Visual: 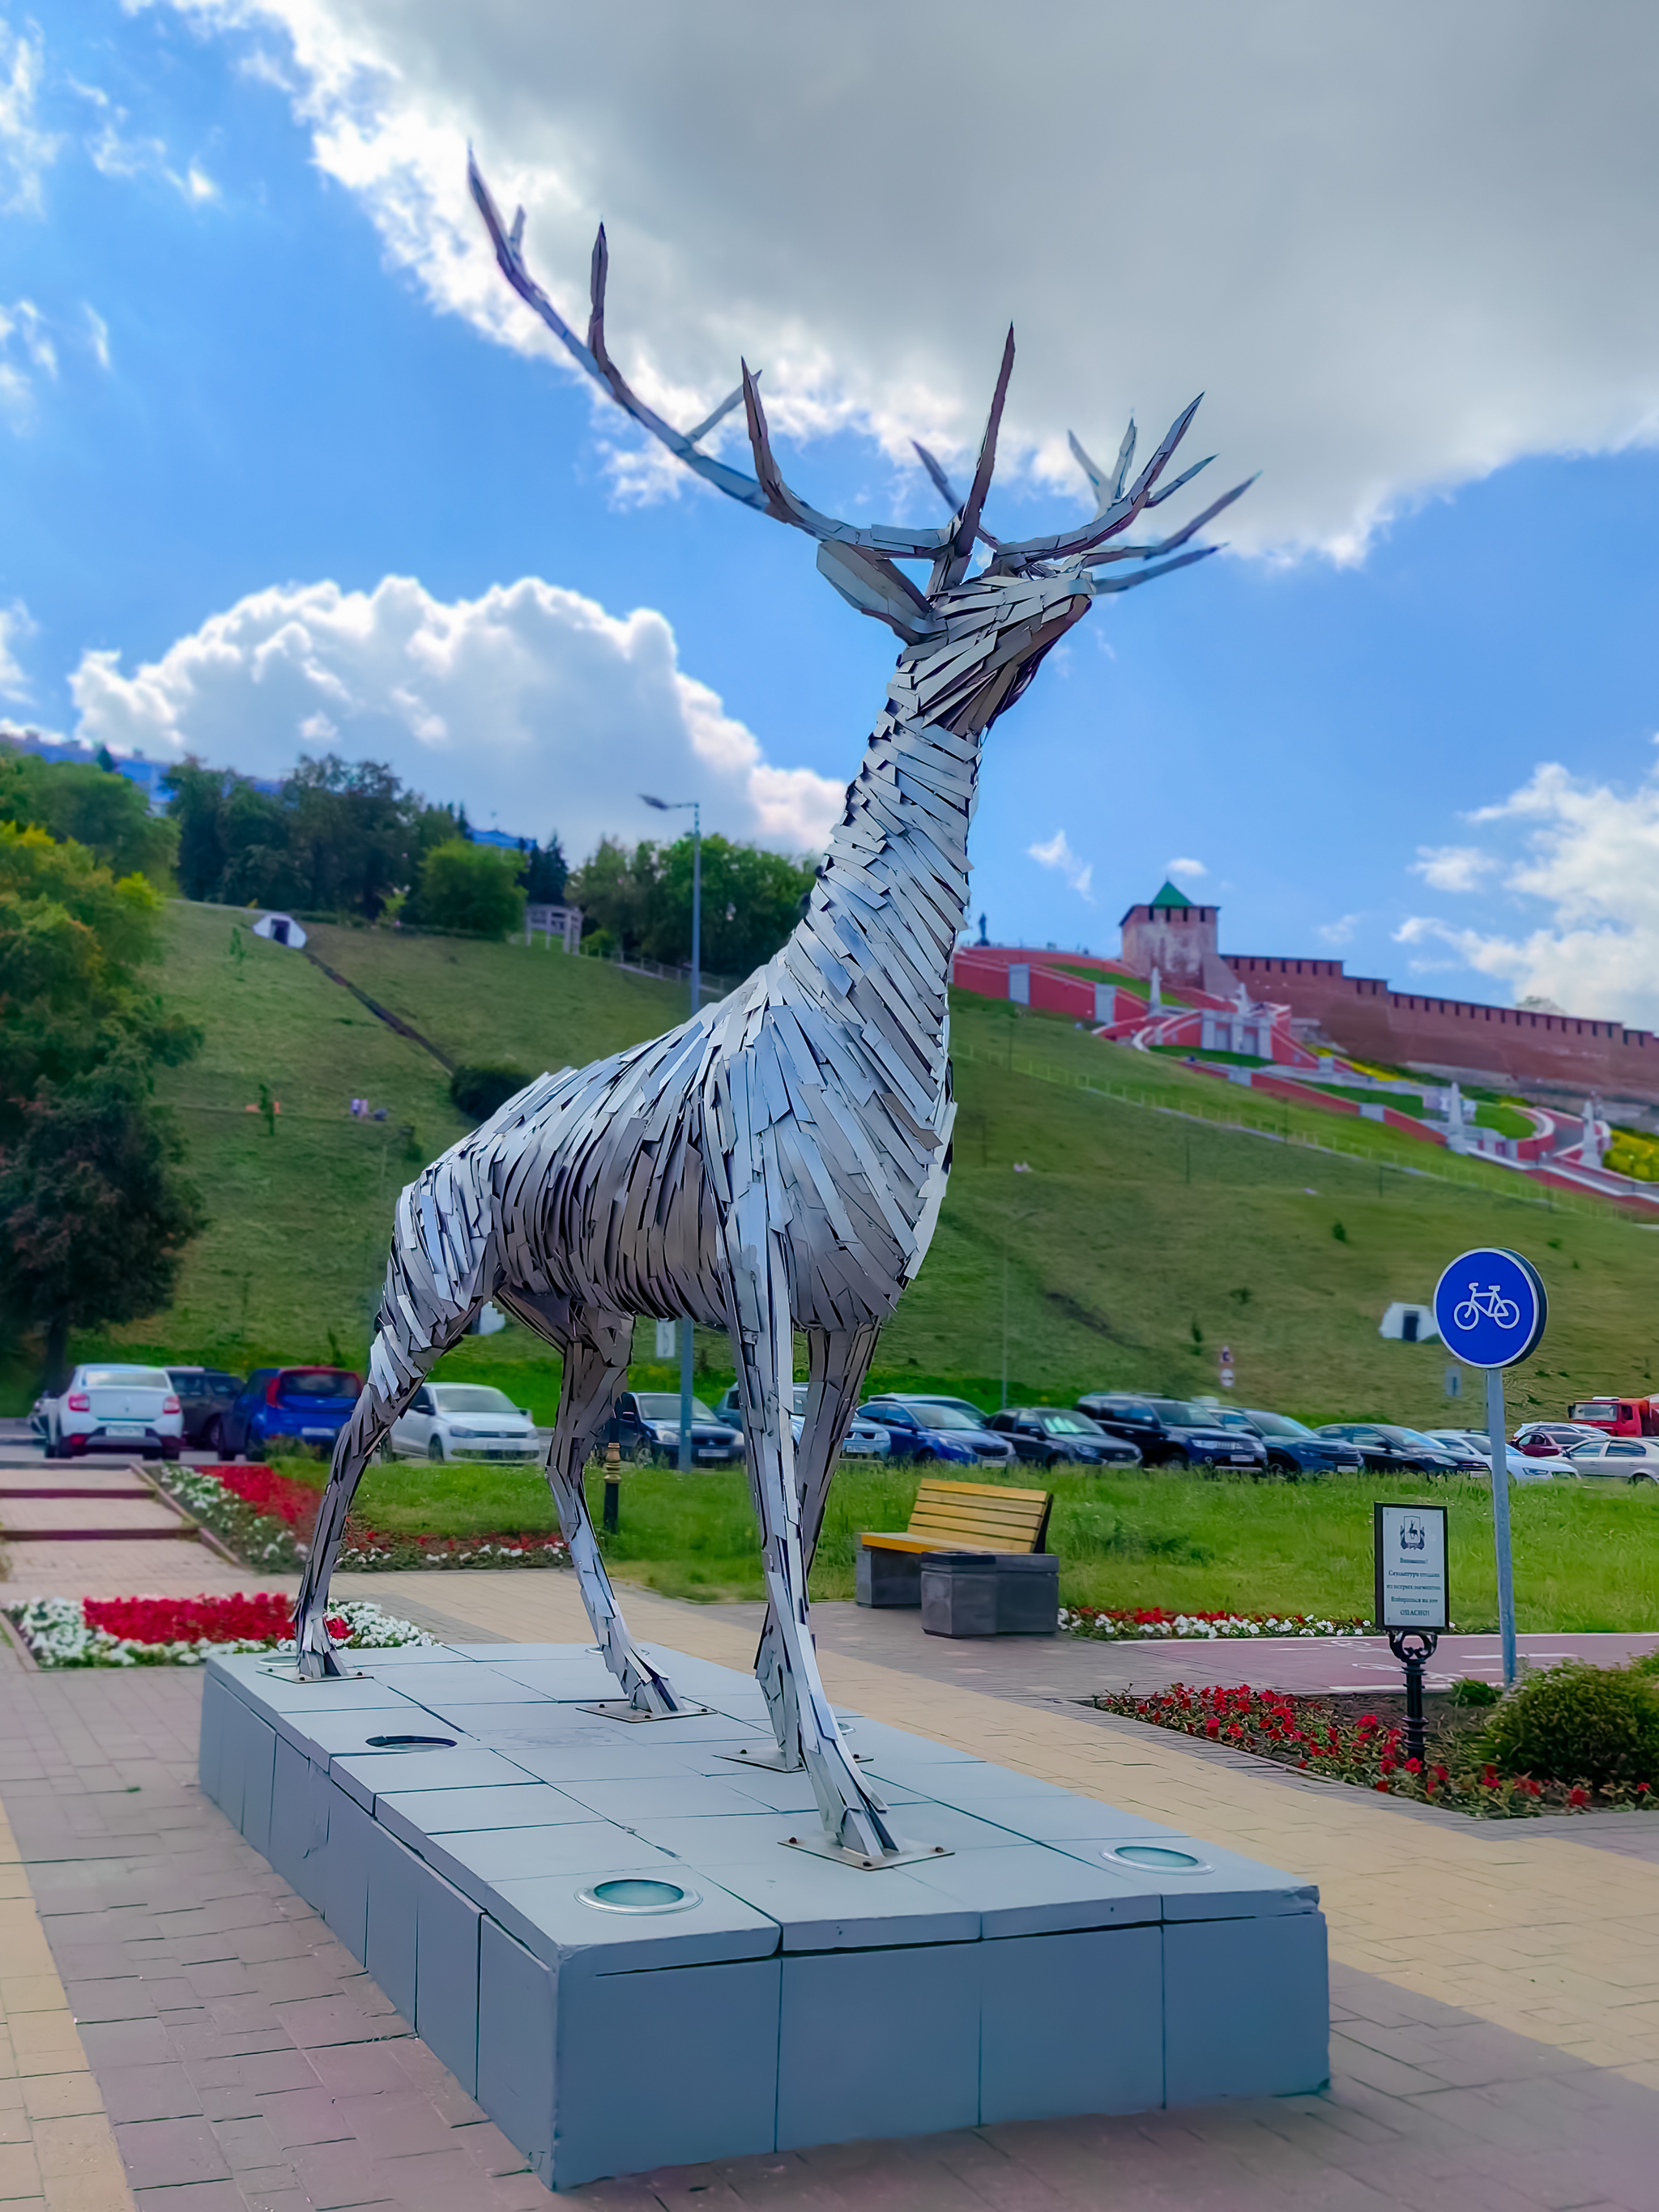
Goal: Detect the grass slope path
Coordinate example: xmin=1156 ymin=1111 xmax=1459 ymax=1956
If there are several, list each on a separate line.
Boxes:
xmin=57 ymin=899 xmax=1659 ymax=1430
xmin=397 ymin=1569 xmax=1659 ymax=2091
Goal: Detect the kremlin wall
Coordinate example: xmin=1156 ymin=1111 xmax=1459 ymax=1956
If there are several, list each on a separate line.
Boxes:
xmin=953 ymin=883 xmax=1659 ymax=1110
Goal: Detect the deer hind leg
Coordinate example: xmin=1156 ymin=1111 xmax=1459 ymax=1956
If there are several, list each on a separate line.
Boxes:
xmin=754 ymin=1323 xmax=881 ymax=1769
xmin=723 ymin=1214 xmax=902 ymax=1859
xmin=540 ymin=1310 xmax=685 ymax=1716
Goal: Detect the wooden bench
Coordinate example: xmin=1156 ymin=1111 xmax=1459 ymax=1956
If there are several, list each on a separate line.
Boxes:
xmin=857 ymin=1477 xmax=1053 ymax=1609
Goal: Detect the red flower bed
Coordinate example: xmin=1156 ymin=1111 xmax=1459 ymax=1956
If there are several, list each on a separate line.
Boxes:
xmin=205 ymin=1464 xmax=321 ymax=1532
xmin=1093 ymin=1681 xmax=1659 ymax=1818
xmin=81 ymin=1592 xmax=348 ymax=1645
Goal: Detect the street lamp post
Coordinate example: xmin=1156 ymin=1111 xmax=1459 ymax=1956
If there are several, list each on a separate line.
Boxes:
xmin=642 ymin=793 xmax=702 ymax=1472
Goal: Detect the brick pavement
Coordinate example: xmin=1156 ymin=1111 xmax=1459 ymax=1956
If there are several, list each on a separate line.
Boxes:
xmin=5 ymin=1571 xmax=1659 ymax=2205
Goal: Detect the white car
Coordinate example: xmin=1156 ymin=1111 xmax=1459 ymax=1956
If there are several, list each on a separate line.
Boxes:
xmin=1563 ymin=1435 xmax=1659 ymax=1485
xmin=44 ymin=1364 xmax=182 ymax=1460
xmin=1425 ymin=1431 xmax=1572 ymax=1483
xmin=387 ymin=1383 xmax=541 ymax=1465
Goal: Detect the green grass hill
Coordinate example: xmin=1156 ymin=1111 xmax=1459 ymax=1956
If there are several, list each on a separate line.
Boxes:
xmin=11 ymin=896 xmax=1656 ymax=1429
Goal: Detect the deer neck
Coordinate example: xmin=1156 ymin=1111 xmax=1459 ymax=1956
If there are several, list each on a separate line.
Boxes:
xmin=782 ymin=580 xmax=1083 ymax=1095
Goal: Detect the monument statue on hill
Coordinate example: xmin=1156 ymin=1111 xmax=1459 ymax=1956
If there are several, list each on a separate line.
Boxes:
xmin=290 ymin=159 xmax=1249 ymax=1865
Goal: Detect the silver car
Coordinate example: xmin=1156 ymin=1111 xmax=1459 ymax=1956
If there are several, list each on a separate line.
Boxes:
xmin=388 ymin=1382 xmax=541 ymax=1464
xmin=717 ymin=1383 xmax=892 ymax=1459
xmin=1563 ymin=1435 xmax=1659 ymax=1485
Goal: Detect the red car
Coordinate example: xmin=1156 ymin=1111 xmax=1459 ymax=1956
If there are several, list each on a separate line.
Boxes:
xmin=1512 ymin=1421 xmax=1606 ymax=1457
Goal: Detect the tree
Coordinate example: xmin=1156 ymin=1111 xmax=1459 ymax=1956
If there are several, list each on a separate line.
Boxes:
xmin=162 ymin=753 xmax=462 ymax=918
xmin=0 ymin=1061 xmax=204 ymax=1388
xmin=0 ymin=824 xmax=197 ymax=1132
xmin=412 ymin=839 xmax=527 ymax=937
xmin=520 ymin=836 xmax=569 ymax=904
xmin=566 ymin=832 xmax=817 ymax=975
xmin=0 ymin=823 xmax=203 ymax=1387
xmin=0 ymin=740 xmax=177 ymax=884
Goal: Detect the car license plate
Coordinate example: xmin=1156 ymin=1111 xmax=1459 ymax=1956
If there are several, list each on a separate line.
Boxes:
xmin=301 ymin=1428 xmax=333 ymax=1439
xmin=108 ymin=1421 xmax=144 ymax=1436
xmin=1225 ymin=1453 xmax=1252 ymax=1463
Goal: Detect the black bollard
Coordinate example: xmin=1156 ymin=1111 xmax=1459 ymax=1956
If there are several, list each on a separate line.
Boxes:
xmin=1387 ymin=1626 xmax=1439 ymax=1768
xmin=602 ymin=1415 xmax=621 ymax=1533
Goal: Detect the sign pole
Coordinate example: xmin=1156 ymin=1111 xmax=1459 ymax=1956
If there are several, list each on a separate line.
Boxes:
xmin=1374 ymin=1500 xmax=1449 ymax=1766
xmin=1486 ymin=1366 xmax=1517 ymax=1687
xmin=1433 ymin=1246 xmax=1546 ymax=1696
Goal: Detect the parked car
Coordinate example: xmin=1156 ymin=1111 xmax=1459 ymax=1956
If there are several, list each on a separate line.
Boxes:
xmin=1074 ymin=1394 xmax=1268 ymax=1473
xmin=1226 ymin=1409 xmax=1364 ymax=1477
xmin=1313 ymin=1423 xmax=1460 ymax=1476
xmin=986 ymin=1408 xmax=1141 ymax=1469
xmin=42 ymin=1364 xmax=183 ymax=1460
xmin=1513 ymin=1421 xmax=1606 ymax=1456
xmin=1425 ymin=1430 xmax=1572 ymax=1483
xmin=714 ymin=1383 xmax=891 ymax=1459
xmin=1564 ymin=1434 xmax=1659 ymax=1484
xmin=220 ymin=1367 xmax=362 ymax=1458
xmin=167 ymin=1367 xmax=243 ymax=1449
xmin=387 ymin=1383 xmax=540 ymax=1464
xmin=611 ymin=1392 xmax=743 ymax=1468
xmin=855 ymin=1398 xmax=1015 ymax=1466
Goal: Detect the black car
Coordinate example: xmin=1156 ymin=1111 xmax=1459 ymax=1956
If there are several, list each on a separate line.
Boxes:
xmin=611 ymin=1392 xmax=744 ymax=1468
xmin=987 ymin=1408 xmax=1141 ymax=1470
xmin=1226 ymin=1409 xmax=1364 ymax=1478
xmin=167 ymin=1366 xmax=243 ymax=1448
xmin=1314 ymin=1423 xmax=1460 ymax=1476
xmin=1074 ymin=1394 xmax=1268 ymax=1473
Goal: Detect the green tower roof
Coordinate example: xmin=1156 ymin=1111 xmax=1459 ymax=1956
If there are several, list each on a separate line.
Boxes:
xmin=1149 ymin=880 xmax=1193 ymax=910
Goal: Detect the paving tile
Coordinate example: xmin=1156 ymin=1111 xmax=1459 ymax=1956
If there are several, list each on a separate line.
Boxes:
xmin=113 ymin=2116 xmax=232 ymax=2188
xmin=93 ymin=2063 xmax=203 ymax=2125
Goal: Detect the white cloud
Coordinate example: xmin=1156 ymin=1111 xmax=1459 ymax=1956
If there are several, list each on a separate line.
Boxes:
xmin=1316 ymin=913 xmax=1361 ymax=947
xmin=73 ymin=77 xmax=220 ymax=205
xmin=0 ymin=599 xmax=35 ymax=699
xmin=83 ymin=304 xmax=110 ymax=370
xmin=1027 ymin=829 xmax=1093 ymax=901
xmin=68 ymin=573 xmax=843 ymax=856
xmin=1167 ymin=856 xmax=1207 ymax=880
xmin=1410 ymin=844 xmax=1495 ymax=893
xmin=0 ymin=297 xmax=53 ymax=423
xmin=0 ymin=19 xmax=57 ymax=213
xmin=1396 ymin=749 xmax=1659 ymax=1025
xmin=147 ymin=0 xmax=1659 ymax=560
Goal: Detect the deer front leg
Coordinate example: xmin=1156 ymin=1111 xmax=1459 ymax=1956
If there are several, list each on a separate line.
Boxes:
xmin=544 ymin=1315 xmax=685 ymax=1716
xmin=723 ymin=1214 xmax=900 ymax=1859
xmin=754 ymin=1322 xmax=881 ymax=1769
xmin=295 ymin=1339 xmax=443 ymax=1678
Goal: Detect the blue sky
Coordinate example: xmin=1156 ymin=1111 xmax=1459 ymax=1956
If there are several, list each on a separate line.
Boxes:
xmin=10 ymin=3 xmax=1659 ymax=1022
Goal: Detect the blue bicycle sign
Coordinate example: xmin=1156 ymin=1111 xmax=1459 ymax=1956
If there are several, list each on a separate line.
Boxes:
xmin=1433 ymin=1248 xmax=1546 ymax=1369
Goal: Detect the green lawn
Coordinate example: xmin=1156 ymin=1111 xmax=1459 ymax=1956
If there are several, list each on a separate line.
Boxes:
xmin=273 ymin=1450 xmax=1659 ymax=1626
xmin=13 ymin=902 xmax=1659 ymax=1449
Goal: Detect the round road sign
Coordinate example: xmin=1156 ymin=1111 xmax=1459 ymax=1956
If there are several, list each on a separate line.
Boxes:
xmin=1431 ymin=1247 xmax=1547 ymax=1370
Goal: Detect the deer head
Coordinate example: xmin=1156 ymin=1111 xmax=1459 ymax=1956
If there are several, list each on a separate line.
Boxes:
xmin=468 ymin=155 xmax=1252 ymax=647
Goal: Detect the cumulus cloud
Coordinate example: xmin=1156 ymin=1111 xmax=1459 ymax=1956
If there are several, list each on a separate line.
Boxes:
xmin=1316 ymin=913 xmax=1361 ymax=948
xmin=1395 ymin=751 xmax=1659 ymax=1025
xmin=1410 ymin=844 xmax=1495 ymax=893
xmin=1028 ymin=829 xmax=1092 ymax=901
xmin=69 ymin=573 xmax=843 ymax=856
xmin=0 ymin=19 xmax=57 ymax=213
xmin=1167 ymin=856 xmax=1207 ymax=880
xmin=144 ymin=0 xmax=1659 ymax=558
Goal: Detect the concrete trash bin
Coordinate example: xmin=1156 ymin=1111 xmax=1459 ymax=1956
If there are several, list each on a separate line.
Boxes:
xmin=920 ymin=1554 xmax=1059 ymax=1639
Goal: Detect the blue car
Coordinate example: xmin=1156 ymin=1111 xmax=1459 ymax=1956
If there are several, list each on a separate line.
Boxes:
xmin=855 ymin=1397 xmax=1015 ymax=1467
xmin=220 ymin=1366 xmax=362 ymax=1459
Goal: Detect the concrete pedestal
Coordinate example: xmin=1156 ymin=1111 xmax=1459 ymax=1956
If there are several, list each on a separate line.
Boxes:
xmin=920 ymin=1553 xmax=1059 ymax=1637
xmin=200 ymin=1641 xmax=1328 ymax=2190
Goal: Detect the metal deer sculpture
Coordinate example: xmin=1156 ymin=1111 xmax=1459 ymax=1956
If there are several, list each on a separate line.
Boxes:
xmin=292 ymin=155 xmax=1250 ymax=1865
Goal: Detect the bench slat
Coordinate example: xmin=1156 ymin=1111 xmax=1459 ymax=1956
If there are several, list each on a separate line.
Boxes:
xmin=860 ymin=1474 xmax=1055 ymax=1561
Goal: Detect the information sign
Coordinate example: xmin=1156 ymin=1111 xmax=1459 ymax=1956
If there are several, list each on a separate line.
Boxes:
xmin=1373 ymin=1502 xmax=1449 ymax=1634
xmin=1431 ymin=1247 xmax=1547 ymax=1369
